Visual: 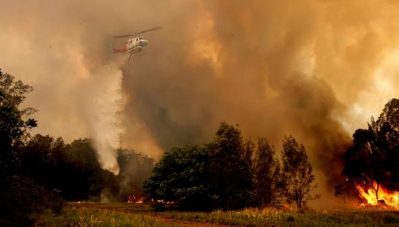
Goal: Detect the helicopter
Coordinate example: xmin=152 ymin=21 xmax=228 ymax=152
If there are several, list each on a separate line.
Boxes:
xmin=113 ymin=26 xmax=162 ymax=60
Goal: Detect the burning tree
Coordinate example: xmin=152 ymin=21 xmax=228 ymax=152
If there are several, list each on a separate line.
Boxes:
xmin=343 ymin=98 xmax=399 ymax=207
xmin=281 ymin=136 xmax=317 ymax=208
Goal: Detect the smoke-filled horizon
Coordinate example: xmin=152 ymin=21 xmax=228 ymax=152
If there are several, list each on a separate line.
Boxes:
xmin=2 ymin=0 xmax=399 ymax=207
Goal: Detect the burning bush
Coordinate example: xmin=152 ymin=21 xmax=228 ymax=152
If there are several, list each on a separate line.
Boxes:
xmin=355 ymin=181 xmax=399 ymax=208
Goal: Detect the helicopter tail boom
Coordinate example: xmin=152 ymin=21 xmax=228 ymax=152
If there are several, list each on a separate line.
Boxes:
xmin=113 ymin=47 xmax=127 ymax=54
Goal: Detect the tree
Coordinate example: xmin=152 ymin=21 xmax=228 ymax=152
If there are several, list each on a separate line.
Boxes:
xmin=281 ymin=136 xmax=316 ymax=208
xmin=0 ymin=70 xmax=44 ymax=226
xmin=343 ymin=99 xmax=399 ymax=198
xmin=117 ymin=149 xmax=155 ymax=200
xmin=368 ymin=99 xmax=399 ymax=192
xmin=19 ymin=135 xmax=66 ymax=188
xmin=144 ymin=123 xmax=254 ymax=210
xmin=0 ymin=69 xmax=36 ymax=176
xmin=252 ymin=137 xmax=282 ymax=207
xmin=144 ymin=145 xmax=210 ymax=210
xmin=64 ymin=138 xmax=119 ymax=200
xmin=19 ymin=135 xmax=120 ymax=202
xmin=208 ymin=122 xmax=252 ymax=209
xmin=241 ymin=139 xmax=255 ymax=171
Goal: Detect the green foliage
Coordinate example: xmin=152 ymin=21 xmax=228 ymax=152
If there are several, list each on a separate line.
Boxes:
xmin=241 ymin=139 xmax=255 ymax=170
xmin=281 ymin=136 xmax=316 ymax=208
xmin=144 ymin=145 xmax=210 ymax=210
xmin=145 ymin=122 xmax=254 ymax=210
xmin=208 ymin=122 xmax=253 ymax=209
xmin=252 ymin=137 xmax=282 ymax=207
xmin=17 ymin=132 xmax=155 ymax=203
xmin=19 ymin=135 xmax=121 ymax=201
xmin=145 ymin=123 xmax=319 ymax=211
xmin=0 ymin=69 xmax=46 ymax=226
xmin=65 ymin=138 xmax=110 ymax=200
xmin=0 ymin=70 xmax=36 ymax=178
xmin=0 ymin=176 xmax=47 ymax=226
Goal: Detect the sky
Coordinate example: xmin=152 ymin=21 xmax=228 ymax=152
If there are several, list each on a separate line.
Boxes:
xmin=1 ymin=0 xmax=399 ymax=207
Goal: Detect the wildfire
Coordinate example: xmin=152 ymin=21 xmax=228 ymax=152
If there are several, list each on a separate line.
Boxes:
xmin=127 ymin=195 xmax=144 ymax=204
xmin=356 ymin=181 xmax=399 ymax=208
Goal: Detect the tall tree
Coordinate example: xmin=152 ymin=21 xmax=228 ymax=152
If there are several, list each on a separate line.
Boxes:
xmin=19 ymin=135 xmax=66 ymax=189
xmin=64 ymin=138 xmax=119 ymax=200
xmin=241 ymin=139 xmax=255 ymax=171
xmin=208 ymin=122 xmax=252 ymax=209
xmin=281 ymin=136 xmax=316 ymax=208
xmin=0 ymin=70 xmax=36 ymax=176
xmin=0 ymin=70 xmax=44 ymax=226
xmin=253 ymin=137 xmax=282 ymax=207
xmin=144 ymin=145 xmax=210 ymax=210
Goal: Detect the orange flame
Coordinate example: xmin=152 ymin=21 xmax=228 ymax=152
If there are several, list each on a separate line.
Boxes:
xmin=356 ymin=181 xmax=399 ymax=208
xmin=127 ymin=195 xmax=144 ymax=204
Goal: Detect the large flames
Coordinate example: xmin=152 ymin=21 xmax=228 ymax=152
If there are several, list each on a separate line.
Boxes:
xmin=356 ymin=181 xmax=399 ymax=208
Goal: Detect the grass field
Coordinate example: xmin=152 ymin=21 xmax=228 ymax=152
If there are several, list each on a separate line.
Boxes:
xmin=35 ymin=202 xmax=399 ymax=227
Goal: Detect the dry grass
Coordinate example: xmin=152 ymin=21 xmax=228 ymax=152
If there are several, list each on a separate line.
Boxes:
xmin=35 ymin=202 xmax=399 ymax=227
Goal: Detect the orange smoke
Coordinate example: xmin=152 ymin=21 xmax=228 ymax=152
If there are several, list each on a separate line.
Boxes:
xmin=356 ymin=181 xmax=399 ymax=208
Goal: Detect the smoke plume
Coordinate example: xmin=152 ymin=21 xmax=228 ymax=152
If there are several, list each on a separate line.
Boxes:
xmin=2 ymin=0 xmax=399 ymax=206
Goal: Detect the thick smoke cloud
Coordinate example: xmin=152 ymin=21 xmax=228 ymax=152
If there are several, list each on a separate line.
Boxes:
xmin=2 ymin=0 xmax=399 ymax=206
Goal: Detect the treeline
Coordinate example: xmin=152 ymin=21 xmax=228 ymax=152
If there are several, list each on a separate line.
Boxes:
xmin=0 ymin=70 xmax=154 ymax=226
xmin=2 ymin=134 xmax=154 ymax=225
xmin=19 ymin=135 xmax=154 ymax=201
xmin=144 ymin=122 xmax=318 ymax=210
xmin=11 ymin=68 xmax=399 ymax=223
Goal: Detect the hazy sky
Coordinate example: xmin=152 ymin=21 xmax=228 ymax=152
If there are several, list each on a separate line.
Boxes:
xmin=2 ymin=0 xmax=399 ymax=206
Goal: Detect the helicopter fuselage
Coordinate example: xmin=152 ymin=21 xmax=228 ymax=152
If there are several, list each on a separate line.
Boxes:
xmin=126 ymin=37 xmax=148 ymax=52
xmin=113 ymin=36 xmax=148 ymax=54
xmin=113 ymin=26 xmax=161 ymax=60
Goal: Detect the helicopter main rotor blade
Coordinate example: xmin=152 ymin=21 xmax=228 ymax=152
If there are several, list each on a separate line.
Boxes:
xmin=113 ymin=26 xmax=162 ymax=39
